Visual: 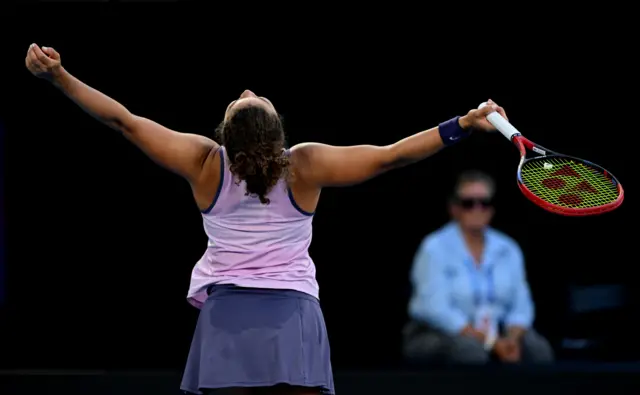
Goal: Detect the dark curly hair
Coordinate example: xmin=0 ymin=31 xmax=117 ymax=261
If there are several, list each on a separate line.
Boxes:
xmin=216 ymin=106 xmax=290 ymax=205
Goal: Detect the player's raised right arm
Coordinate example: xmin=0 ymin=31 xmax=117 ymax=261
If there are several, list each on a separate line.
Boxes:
xmin=291 ymin=103 xmax=505 ymax=188
xmin=25 ymin=44 xmax=217 ymax=183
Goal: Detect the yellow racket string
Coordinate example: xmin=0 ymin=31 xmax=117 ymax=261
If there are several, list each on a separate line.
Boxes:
xmin=520 ymin=157 xmax=619 ymax=208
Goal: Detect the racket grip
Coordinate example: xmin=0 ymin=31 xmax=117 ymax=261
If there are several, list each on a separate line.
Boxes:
xmin=478 ymin=102 xmax=521 ymax=141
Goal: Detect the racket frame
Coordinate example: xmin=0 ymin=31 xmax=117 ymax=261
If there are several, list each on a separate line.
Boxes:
xmin=512 ymin=135 xmax=624 ymax=216
xmin=479 ymin=103 xmax=624 ymax=216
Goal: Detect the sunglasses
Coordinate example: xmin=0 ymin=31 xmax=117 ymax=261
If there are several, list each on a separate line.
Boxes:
xmin=455 ymin=197 xmax=493 ymax=210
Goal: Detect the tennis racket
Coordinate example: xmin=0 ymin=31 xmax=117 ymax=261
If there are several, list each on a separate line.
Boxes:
xmin=479 ymin=102 xmax=624 ymax=216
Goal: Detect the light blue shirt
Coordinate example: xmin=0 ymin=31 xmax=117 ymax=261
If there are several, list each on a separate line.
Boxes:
xmin=408 ymin=222 xmax=534 ymax=335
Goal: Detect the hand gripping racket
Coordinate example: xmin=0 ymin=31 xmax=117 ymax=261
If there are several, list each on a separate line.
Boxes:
xmin=479 ymin=102 xmax=624 ymax=216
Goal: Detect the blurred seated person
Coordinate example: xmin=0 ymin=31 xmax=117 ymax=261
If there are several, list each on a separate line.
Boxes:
xmin=403 ymin=170 xmax=554 ymax=364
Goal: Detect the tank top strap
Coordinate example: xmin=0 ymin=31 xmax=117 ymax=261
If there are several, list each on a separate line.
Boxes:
xmin=201 ymin=146 xmax=229 ymax=214
xmin=219 ymin=145 xmax=228 ymax=172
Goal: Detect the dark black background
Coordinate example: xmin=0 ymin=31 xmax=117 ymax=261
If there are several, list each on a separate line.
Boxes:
xmin=1 ymin=5 xmax=637 ymax=371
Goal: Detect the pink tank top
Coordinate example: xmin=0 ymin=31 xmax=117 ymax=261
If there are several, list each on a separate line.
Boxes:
xmin=186 ymin=147 xmax=319 ymax=308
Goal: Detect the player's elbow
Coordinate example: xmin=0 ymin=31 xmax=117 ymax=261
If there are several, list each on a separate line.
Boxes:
xmin=381 ymin=144 xmax=412 ymax=170
xmin=116 ymin=114 xmax=144 ymax=135
xmin=358 ymin=146 xmax=398 ymax=177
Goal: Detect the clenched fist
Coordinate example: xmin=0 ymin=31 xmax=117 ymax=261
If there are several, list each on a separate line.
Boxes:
xmin=25 ymin=43 xmax=62 ymax=80
xmin=459 ymin=99 xmax=508 ymax=132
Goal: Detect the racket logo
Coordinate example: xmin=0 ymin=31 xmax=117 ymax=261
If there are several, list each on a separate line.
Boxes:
xmin=538 ymin=164 xmax=601 ymax=207
xmin=517 ymin=154 xmax=623 ymax=215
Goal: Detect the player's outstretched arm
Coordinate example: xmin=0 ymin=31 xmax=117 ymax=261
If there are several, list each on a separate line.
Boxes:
xmin=25 ymin=44 xmax=217 ymax=183
xmin=291 ymin=102 xmax=507 ymax=187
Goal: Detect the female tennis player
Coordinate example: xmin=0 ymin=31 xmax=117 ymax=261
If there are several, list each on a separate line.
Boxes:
xmin=25 ymin=43 xmax=506 ymax=395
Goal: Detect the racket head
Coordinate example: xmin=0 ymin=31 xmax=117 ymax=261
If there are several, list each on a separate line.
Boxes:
xmin=513 ymin=136 xmax=624 ymax=216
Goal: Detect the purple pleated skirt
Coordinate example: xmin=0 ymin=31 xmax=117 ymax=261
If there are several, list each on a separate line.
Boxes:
xmin=181 ymin=285 xmax=334 ymax=394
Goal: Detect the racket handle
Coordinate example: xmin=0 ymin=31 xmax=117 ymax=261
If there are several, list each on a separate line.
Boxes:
xmin=478 ymin=102 xmax=521 ymax=141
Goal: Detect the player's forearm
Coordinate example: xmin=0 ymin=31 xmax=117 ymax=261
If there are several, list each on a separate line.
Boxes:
xmin=385 ymin=116 xmax=471 ymax=169
xmin=51 ymin=68 xmax=134 ymax=132
xmin=385 ymin=127 xmax=445 ymax=169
